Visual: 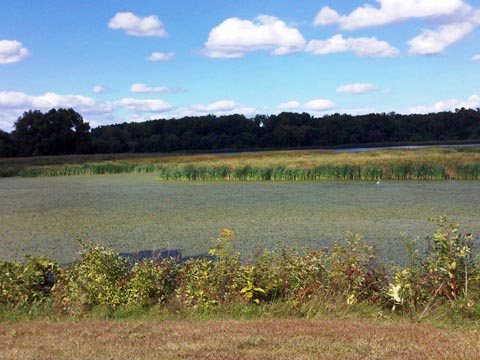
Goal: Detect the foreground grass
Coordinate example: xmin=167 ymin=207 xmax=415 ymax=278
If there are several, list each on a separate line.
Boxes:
xmin=1 ymin=317 xmax=479 ymax=359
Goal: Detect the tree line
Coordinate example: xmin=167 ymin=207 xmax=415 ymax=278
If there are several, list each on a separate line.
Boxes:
xmin=1 ymin=107 xmax=480 ymax=157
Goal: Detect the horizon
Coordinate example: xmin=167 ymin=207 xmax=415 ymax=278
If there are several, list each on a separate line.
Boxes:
xmin=1 ymin=0 xmax=480 ymax=132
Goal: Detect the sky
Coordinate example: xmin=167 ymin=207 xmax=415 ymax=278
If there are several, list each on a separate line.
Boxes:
xmin=1 ymin=0 xmax=480 ymax=131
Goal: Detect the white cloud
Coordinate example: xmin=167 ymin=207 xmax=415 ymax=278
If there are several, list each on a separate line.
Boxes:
xmin=306 ymin=34 xmax=399 ymax=57
xmin=204 ymin=15 xmax=306 ymax=58
xmin=337 ymin=83 xmax=378 ymax=94
xmin=314 ymin=7 xmax=341 ymax=27
xmin=0 ymin=90 xmax=174 ymax=130
xmin=277 ymin=101 xmax=301 ymax=110
xmin=314 ymin=0 xmax=467 ymax=30
xmin=276 ymin=99 xmax=335 ymax=113
xmin=93 ymin=86 xmax=107 ymax=94
xmin=174 ymin=100 xmax=256 ymax=117
xmin=304 ymin=99 xmax=336 ymax=111
xmin=108 ymin=12 xmax=167 ymax=37
xmin=473 ymin=54 xmax=480 ymax=60
xmin=114 ymin=98 xmax=173 ymax=112
xmin=131 ymin=83 xmax=172 ymax=94
xmin=146 ymin=51 xmax=175 ymax=62
xmin=409 ymin=94 xmax=480 ymax=113
xmin=0 ymin=40 xmax=30 ymax=64
xmin=408 ymin=22 xmax=474 ymax=55
xmin=0 ymin=91 xmax=97 ymax=109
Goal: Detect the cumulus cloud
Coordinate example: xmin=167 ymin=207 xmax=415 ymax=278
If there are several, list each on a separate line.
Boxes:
xmin=314 ymin=0 xmax=467 ymax=30
xmin=130 ymin=83 xmax=172 ymax=94
xmin=304 ymin=99 xmax=336 ymax=111
xmin=409 ymin=94 xmax=480 ymax=113
xmin=306 ymin=34 xmax=398 ymax=57
xmin=174 ymin=100 xmax=256 ymax=117
xmin=0 ymin=90 xmax=174 ymax=130
xmin=337 ymin=83 xmax=378 ymax=94
xmin=408 ymin=22 xmax=475 ymax=55
xmin=277 ymin=101 xmax=301 ymax=110
xmin=0 ymin=40 xmax=30 ymax=64
xmin=108 ymin=12 xmax=167 ymax=37
xmin=93 ymin=86 xmax=107 ymax=94
xmin=276 ymin=99 xmax=335 ymax=113
xmin=146 ymin=51 xmax=175 ymax=62
xmin=204 ymin=15 xmax=306 ymax=58
xmin=114 ymin=98 xmax=173 ymax=112
xmin=0 ymin=91 xmax=98 ymax=109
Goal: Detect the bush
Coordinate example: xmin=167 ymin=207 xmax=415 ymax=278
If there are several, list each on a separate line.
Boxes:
xmin=1 ymin=220 xmax=478 ymax=320
xmin=54 ymin=243 xmax=129 ymax=313
xmin=124 ymin=258 xmax=178 ymax=307
xmin=175 ymin=229 xmax=243 ymax=308
xmin=0 ymin=255 xmax=58 ymax=308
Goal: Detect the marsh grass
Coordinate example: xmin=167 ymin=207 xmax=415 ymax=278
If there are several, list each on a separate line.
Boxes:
xmin=2 ymin=147 xmax=480 ymax=179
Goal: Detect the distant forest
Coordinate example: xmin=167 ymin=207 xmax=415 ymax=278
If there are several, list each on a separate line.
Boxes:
xmin=1 ymin=107 xmax=480 ymax=157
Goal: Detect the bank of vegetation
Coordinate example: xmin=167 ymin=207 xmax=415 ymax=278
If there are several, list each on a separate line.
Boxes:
xmin=1 ymin=217 xmax=479 ymax=325
xmin=2 ymin=146 xmax=480 ymax=180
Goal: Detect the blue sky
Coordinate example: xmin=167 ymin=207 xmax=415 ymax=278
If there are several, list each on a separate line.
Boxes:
xmin=1 ymin=0 xmax=480 ymax=131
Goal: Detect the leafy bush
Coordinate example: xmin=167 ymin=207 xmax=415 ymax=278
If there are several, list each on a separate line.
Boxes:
xmin=54 ymin=243 xmax=129 ymax=313
xmin=1 ymin=220 xmax=478 ymax=320
xmin=0 ymin=255 xmax=58 ymax=308
xmin=124 ymin=258 xmax=178 ymax=307
xmin=386 ymin=216 xmax=478 ymax=314
xmin=175 ymin=229 xmax=243 ymax=308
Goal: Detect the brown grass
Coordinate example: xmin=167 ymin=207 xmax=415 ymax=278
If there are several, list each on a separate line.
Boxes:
xmin=1 ymin=318 xmax=479 ymax=359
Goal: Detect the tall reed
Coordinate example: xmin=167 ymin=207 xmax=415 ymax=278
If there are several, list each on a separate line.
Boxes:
xmin=3 ymin=147 xmax=480 ymax=180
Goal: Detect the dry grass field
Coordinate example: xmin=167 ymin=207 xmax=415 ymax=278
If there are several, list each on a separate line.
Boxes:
xmin=1 ymin=318 xmax=479 ymax=359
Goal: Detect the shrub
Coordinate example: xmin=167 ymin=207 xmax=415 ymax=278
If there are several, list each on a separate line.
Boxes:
xmin=0 ymin=255 xmax=58 ymax=308
xmin=124 ymin=258 xmax=179 ymax=307
xmin=386 ymin=216 xmax=477 ymax=314
xmin=54 ymin=243 xmax=129 ymax=313
xmin=175 ymin=229 xmax=243 ymax=308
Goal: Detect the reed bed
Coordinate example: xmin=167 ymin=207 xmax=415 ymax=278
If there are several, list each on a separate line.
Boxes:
xmin=2 ymin=147 xmax=480 ymax=180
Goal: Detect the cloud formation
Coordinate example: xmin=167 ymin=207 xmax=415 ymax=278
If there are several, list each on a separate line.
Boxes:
xmin=92 ymin=86 xmax=107 ymax=94
xmin=0 ymin=91 xmax=97 ymax=110
xmin=304 ymin=99 xmax=336 ymax=111
xmin=473 ymin=54 xmax=480 ymax=60
xmin=204 ymin=15 xmax=305 ymax=58
xmin=0 ymin=90 xmax=173 ymax=130
xmin=409 ymin=94 xmax=480 ymax=113
xmin=0 ymin=40 xmax=30 ymax=64
xmin=130 ymin=83 xmax=172 ymax=94
xmin=174 ymin=100 xmax=256 ymax=117
xmin=408 ymin=22 xmax=474 ymax=54
xmin=314 ymin=0 xmax=467 ymax=30
xmin=146 ymin=51 xmax=175 ymax=62
xmin=114 ymin=98 xmax=172 ymax=112
xmin=0 ymin=90 xmax=259 ymax=130
xmin=108 ymin=12 xmax=167 ymax=37
xmin=306 ymin=34 xmax=398 ymax=57
xmin=277 ymin=101 xmax=301 ymax=110
xmin=337 ymin=83 xmax=378 ymax=94
xmin=276 ymin=99 xmax=336 ymax=113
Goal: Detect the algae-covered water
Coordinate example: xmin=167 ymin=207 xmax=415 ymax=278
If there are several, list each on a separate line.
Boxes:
xmin=1 ymin=173 xmax=479 ymax=264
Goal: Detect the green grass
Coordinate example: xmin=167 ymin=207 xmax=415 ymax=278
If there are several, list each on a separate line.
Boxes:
xmin=1 ymin=173 xmax=479 ymax=264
